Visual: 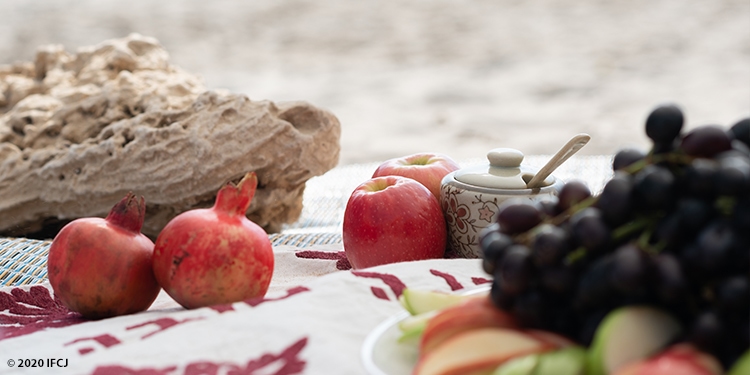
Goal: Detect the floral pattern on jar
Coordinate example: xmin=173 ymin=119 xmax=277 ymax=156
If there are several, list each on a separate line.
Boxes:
xmin=442 ymin=185 xmax=503 ymax=258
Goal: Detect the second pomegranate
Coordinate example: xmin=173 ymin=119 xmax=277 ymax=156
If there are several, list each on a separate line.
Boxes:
xmin=152 ymin=172 xmax=274 ymax=309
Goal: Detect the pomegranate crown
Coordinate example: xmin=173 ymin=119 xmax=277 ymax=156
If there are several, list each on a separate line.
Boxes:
xmin=213 ymin=172 xmax=258 ymax=216
xmin=106 ymin=192 xmax=146 ymax=233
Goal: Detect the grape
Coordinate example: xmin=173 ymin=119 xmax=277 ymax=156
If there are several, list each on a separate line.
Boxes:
xmin=716 ymin=276 xmax=749 ymax=314
xmin=480 ymin=231 xmax=513 ymax=274
xmin=513 ymin=291 xmax=546 ymax=328
xmin=732 ymin=198 xmax=750 ymax=231
xmin=495 ymin=245 xmax=534 ymax=296
xmin=681 ymin=125 xmax=733 ymax=158
xmin=531 ymin=224 xmax=570 ymax=267
xmin=495 ymin=202 xmax=542 ymax=235
xmin=652 ymin=254 xmax=688 ymax=306
xmin=479 ymin=103 xmax=749 ymax=368
xmin=676 ymin=198 xmax=714 ymax=232
xmin=611 ymin=243 xmax=652 ymax=297
xmin=612 ymin=148 xmax=646 ymax=171
xmin=595 ymin=171 xmax=634 ymax=226
xmin=556 ymin=180 xmax=591 ymax=212
xmin=683 ymin=158 xmax=719 ymax=199
xmin=730 ymin=117 xmax=750 ymax=148
xmin=645 ymin=104 xmax=684 ymax=145
xmin=490 ymin=278 xmax=515 ymax=310
xmin=633 ymin=164 xmax=675 ymax=210
xmin=682 ymin=220 xmax=737 ymax=278
xmin=732 ymin=139 xmax=750 ymax=157
xmin=689 ymin=310 xmax=724 ymax=352
xmin=652 ymin=213 xmax=685 ymax=250
xmin=540 ymin=265 xmax=577 ymax=296
xmin=574 ymin=254 xmax=617 ymax=310
xmin=570 ymin=207 xmax=611 ymax=254
xmin=715 ymin=155 xmax=750 ymax=196
xmin=534 ymin=196 xmax=560 ymax=218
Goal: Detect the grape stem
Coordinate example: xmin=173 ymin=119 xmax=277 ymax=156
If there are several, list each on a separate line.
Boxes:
xmin=514 ymin=195 xmax=598 ymax=246
xmin=623 ymin=150 xmax=694 ymax=175
xmin=612 ymin=216 xmax=652 ymax=241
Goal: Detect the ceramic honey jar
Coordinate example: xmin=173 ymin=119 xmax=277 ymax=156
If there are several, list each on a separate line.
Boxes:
xmin=440 ymin=148 xmax=565 ymax=258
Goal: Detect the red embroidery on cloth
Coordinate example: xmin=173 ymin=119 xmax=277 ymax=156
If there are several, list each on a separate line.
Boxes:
xmin=127 ymin=317 xmax=204 ymax=339
xmin=429 ymin=269 xmax=464 ymax=291
xmin=0 ymin=285 xmax=83 ymax=341
xmin=91 ymin=337 xmax=308 ymax=375
xmin=294 ymin=250 xmax=351 ymax=270
xmin=66 ymin=334 xmax=122 ymax=355
xmin=209 ymin=286 xmax=311 ymax=313
xmin=209 ymin=304 xmax=235 ymax=313
xmin=245 ymin=286 xmax=310 ymax=307
xmin=472 ymin=277 xmax=492 ymax=285
xmin=351 ymin=271 xmax=406 ymax=300
xmin=370 ymin=287 xmax=389 ymax=301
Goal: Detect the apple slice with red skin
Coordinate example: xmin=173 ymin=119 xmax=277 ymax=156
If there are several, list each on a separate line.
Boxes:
xmin=414 ymin=327 xmax=555 ymax=375
xmin=419 ymin=296 xmax=518 ymax=354
xmin=525 ymin=329 xmax=577 ymax=348
xmin=613 ymin=344 xmax=723 ymax=375
xmin=372 ymin=152 xmax=460 ymax=202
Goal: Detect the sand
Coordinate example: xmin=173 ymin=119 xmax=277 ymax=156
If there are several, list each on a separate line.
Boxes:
xmin=1 ymin=0 xmax=748 ymax=165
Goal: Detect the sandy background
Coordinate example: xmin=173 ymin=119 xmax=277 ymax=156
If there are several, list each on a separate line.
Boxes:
xmin=1 ymin=0 xmax=748 ymax=165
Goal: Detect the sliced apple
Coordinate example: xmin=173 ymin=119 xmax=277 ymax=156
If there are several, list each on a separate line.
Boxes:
xmin=613 ymin=344 xmax=723 ymax=375
xmin=586 ymin=306 xmax=682 ymax=375
xmin=525 ymin=330 xmax=577 ymax=349
xmin=729 ymin=349 xmax=750 ymax=375
xmin=491 ymin=353 xmax=539 ymax=375
xmin=399 ymin=310 xmax=439 ymax=332
xmin=420 ymin=296 xmax=518 ymax=354
xmin=399 ymin=294 xmax=408 ymax=310
xmin=397 ymin=326 xmax=424 ymax=345
xmin=397 ymin=310 xmax=439 ymax=344
xmin=401 ymin=288 xmax=478 ymax=315
xmin=534 ymin=346 xmax=587 ymax=375
xmin=414 ymin=327 xmax=553 ymax=375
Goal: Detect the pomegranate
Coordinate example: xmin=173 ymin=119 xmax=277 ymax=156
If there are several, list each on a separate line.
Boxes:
xmin=152 ymin=172 xmax=274 ymax=309
xmin=47 ymin=193 xmax=160 ymax=319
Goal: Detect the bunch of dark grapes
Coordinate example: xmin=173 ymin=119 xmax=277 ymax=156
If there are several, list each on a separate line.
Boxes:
xmin=480 ymin=104 xmax=750 ymax=369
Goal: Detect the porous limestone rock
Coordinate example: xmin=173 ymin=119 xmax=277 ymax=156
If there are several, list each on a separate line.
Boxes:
xmin=0 ymin=34 xmax=341 ymax=239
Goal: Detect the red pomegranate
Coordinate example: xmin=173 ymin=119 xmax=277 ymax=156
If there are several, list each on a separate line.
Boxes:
xmin=152 ymin=172 xmax=274 ymax=309
xmin=47 ymin=193 xmax=160 ymax=319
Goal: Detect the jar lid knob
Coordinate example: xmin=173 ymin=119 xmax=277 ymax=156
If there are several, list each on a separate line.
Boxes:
xmin=487 ymin=148 xmax=524 ymax=168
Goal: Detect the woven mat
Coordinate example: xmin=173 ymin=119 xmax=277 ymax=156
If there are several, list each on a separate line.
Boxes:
xmin=0 ymin=156 xmax=614 ymax=287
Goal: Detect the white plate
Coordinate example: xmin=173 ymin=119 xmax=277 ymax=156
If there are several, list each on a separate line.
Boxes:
xmin=361 ymin=286 xmax=491 ymax=375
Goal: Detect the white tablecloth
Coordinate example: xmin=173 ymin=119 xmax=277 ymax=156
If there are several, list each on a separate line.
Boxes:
xmin=0 ymin=243 xmax=491 ymax=375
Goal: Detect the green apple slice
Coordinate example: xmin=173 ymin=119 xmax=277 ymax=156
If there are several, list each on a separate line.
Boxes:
xmin=398 ymin=294 xmax=408 ymax=310
xmin=534 ymin=346 xmax=586 ymax=375
xmin=491 ymin=353 xmax=539 ymax=375
xmin=397 ymin=310 xmax=439 ymax=344
xmin=398 ymin=310 xmax=439 ymax=332
xmin=397 ymin=326 xmax=424 ymax=345
xmin=401 ymin=288 xmax=468 ymax=315
xmin=586 ymin=306 xmax=682 ymax=375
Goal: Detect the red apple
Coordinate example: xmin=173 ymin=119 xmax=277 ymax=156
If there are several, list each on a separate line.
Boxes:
xmin=371 ymin=153 xmax=460 ymax=202
xmin=343 ymin=176 xmax=447 ymax=269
